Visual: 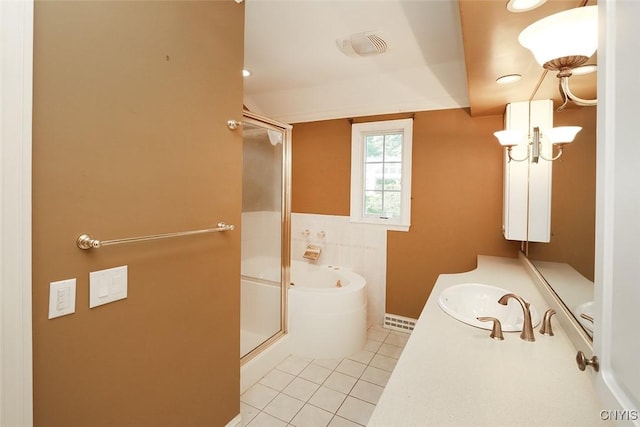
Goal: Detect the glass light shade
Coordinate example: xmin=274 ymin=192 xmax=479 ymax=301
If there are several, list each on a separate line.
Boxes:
xmin=494 ymin=129 xmax=528 ymax=146
xmin=507 ymin=0 xmax=547 ymax=13
xmin=496 ymin=74 xmax=522 ymax=84
xmin=518 ymin=6 xmax=598 ymax=67
xmin=547 ymin=126 xmax=582 ymax=144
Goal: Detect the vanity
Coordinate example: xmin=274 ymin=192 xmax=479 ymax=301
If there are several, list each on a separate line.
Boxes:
xmin=372 ymin=3 xmax=640 ymax=425
xmin=369 ymin=255 xmax=604 ymax=426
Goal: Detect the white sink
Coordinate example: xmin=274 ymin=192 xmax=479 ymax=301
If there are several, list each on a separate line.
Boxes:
xmin=438 ymin=283 xmax=541 ymax=332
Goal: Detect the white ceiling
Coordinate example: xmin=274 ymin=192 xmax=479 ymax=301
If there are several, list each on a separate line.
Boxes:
xmin=243 ymin=0 xmax=470 ymax=124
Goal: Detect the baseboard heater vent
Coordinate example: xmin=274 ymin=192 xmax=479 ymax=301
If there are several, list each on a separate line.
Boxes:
xmin=384 ymin=313 xmax=416 ymax=332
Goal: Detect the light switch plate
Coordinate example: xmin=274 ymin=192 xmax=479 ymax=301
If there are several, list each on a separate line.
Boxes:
xmin=89 ymin=265 xmax=128 ymax=308
xmin=49 ymin=278 xmax=76 ymax=319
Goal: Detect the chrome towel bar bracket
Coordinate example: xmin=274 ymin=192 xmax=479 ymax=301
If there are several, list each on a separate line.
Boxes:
xmin=76 ymin=222 xmax=235 ymax=250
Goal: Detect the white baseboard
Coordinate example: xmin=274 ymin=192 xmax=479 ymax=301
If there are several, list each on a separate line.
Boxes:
xmin=225 ymin=413 xmax=241 ymax=427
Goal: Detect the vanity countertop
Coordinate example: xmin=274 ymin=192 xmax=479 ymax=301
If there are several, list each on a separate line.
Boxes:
xmin=369 ymin=255 xmax=605 ymax=427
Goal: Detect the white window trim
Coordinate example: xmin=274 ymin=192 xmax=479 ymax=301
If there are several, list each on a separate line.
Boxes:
xmin=350 ymin=118 xmax=412 ymax=232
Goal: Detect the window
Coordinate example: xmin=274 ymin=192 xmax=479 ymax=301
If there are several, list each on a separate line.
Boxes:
xmin=350 ymin=118 xmax=412 ymax=231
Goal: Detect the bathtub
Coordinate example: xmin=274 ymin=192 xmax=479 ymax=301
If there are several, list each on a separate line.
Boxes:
xmin=289 ymin=260 xmax=367 ymax=359
xmin=240 ymin=258 xmax=367 ymax=391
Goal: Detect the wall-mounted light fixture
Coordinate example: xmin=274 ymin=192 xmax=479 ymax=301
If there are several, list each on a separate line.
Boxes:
xmin=494 ymin=126 xmax=582 ymax=163
xmin=518 ymin=6 xmax=597 ymax=110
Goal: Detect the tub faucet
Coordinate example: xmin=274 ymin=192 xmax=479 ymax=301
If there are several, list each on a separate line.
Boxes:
xmin=498 ymin=293 xmax=535 ymax=342
xmin=303 ymin=244 xmax=322 ymax=261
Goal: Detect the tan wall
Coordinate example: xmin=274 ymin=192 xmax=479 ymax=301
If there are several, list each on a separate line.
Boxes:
xmin=292 ymin=109 xmax=521 ymax=319
xmin=528 ymin=107 xmax=597 ymax=281
xmin=292 ymin=119 xmax=352 ymax=215
xmin=32 ymin=2 xmax=244 ymax=426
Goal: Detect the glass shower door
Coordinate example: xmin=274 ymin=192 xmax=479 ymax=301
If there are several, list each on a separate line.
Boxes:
xmin=240 ymin=113 xmax=290 ymax=360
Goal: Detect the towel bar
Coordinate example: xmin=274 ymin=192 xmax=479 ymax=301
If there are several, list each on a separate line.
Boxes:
xmin=76 ymin=222 xmax=234 ymax=250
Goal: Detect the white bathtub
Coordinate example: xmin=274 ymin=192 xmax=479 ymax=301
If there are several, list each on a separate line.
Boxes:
xmin=240 ymin=258 xmax=367 ymax=392
xmin=289 ymin=261 xmax=367 ymax=359
xmin=241 ymin=257 xmax=367 ymax=361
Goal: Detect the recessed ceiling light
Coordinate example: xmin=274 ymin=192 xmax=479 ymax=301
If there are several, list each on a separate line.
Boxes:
xmin=496 ymin=74 xmax=522 ymax=84
xmin=242 ymin=69 xmax=251 ymax=77
xmin=572 ymin=64 xmax=597 ymax=76
xmin=506 ymin=0 xmax=547 ymax=13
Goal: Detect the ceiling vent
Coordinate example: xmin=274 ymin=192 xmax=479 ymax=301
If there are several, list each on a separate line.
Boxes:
xmin=336 ymin=32 xmax=388 ymax=57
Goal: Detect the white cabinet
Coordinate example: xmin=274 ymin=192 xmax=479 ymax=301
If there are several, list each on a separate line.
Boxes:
xmin=593 ymin=1 xmax=640 ymax=422
xmin=502 ymin=99 xmax=553 ymax=242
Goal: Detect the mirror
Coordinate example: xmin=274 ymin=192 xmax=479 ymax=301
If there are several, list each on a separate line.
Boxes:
xmin=526 ymin=106 xmax=597 ymax=338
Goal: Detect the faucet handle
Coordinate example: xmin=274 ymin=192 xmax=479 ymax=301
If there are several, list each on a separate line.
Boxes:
xmin=539 ymin=308 xmax=556 ymax=336
xmin=477 ymin=316 xmax=504 ymax=340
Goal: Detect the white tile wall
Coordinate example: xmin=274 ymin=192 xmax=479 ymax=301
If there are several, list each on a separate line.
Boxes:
xmin=291 ymin=213 xmax=387 ymax=326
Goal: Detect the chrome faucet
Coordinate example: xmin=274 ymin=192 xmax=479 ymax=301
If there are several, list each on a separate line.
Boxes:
xmin=498 ymin=293 xmax=535 ymax=342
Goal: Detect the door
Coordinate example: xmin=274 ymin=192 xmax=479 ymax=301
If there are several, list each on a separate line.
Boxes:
xmin=593 ymin=2 xmax=640 ymax=424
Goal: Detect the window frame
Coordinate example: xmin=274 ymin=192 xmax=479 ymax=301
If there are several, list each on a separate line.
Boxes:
xmin=350 ymin=118 xmax=413 ymax=231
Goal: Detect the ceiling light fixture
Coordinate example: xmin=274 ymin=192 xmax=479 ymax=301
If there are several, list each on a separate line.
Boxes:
xmin=518 ymin=5 xmax=597 ymax=110
xmin=336 ymin=32 xmax=388 ymax=57
xmin=496 ymin=74 xmax=522 ymax=84
xmin=494 ymin=126 xmax=582 ymax=163
xmin=506 ymin=0 xmax=547 ymax=13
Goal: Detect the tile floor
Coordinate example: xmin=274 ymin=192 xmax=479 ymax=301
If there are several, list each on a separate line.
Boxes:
xmin=240 ymin=325 xmax=410 ymax=427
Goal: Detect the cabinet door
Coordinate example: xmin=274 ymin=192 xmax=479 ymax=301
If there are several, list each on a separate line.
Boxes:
xmin=594 ymin=1 xmax=640 ymax=423
xmin=503 ymin=100 xmax=552 ymax=242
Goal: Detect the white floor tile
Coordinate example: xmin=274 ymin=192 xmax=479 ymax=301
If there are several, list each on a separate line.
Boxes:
xmin=328 ymin=415 xmax=362 ymax=427
xmin=240 ymin=402 xmax=260 ymax=425
xmin=299 ymin=363 xmax=332 ymax=384
xmin=360 ymin=366 xmax=391 ymax=387
xmin=309 ymin=386 xmax=347 ymax=413
xmin=335 ymin=359 xmax=366 ymax=378
xmin=283 ymin=377 xmax=320 ymax=402
xmin=367 ymin=328 xmax=389 ymax=343
xmin=346 ymin=349 xmax=375 ymax=365
xmin=323 ymin=371 xmax=358 ymax=394
xmin=385 ymin=331 xmax=410 ymax=347
xmin=290 ymin=404 xmax=334 ymax=427
xmin=312 ymin=359 xmax=341 ymax=370
xmin=241 ymin=383 xmax=279 ymax=410
xmin=349 ymin=380 xmax=384 ymax=404
xmin=241 ymin=324 xmax=409 ymax=427
xmin=363 ymin=339 xmax=383 ymax=353
xmin=336 ymin=396 xmax=376 ymax=425
xmin=259 ymin=369 xmax=296 ymax=391
xmin=277 ymin=355 xmax=311 ymax=376
xmin=369 ymin=353 xmax=398 ymax=372
xmin=245 ymin=411 xmax=288 ymax=427
xmin=262 ymin=393 xmax=305 ymax=423
xmin=376 ymin=342 xmax=403 ymax=359
xmin=367 ymin=325 xmax=388 ymax=334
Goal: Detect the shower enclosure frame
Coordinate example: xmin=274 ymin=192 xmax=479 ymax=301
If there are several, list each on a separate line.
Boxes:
xmin=240 ymin=110 xmax=292 ymax=364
